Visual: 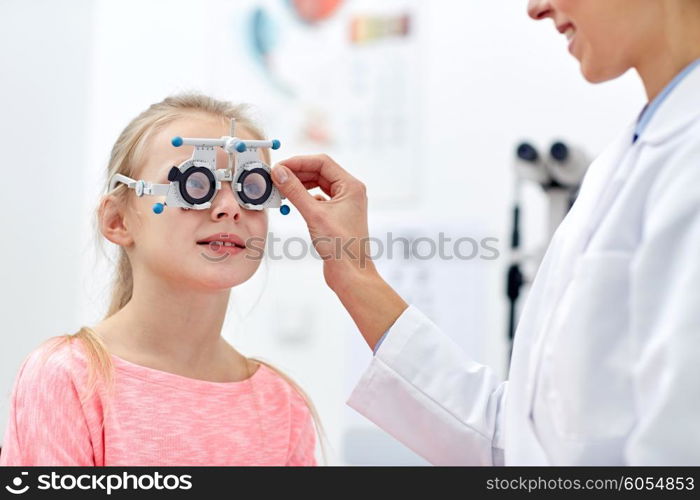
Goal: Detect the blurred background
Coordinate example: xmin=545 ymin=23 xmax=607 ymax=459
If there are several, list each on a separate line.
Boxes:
xmin=0 ymin=0 xmax=644 ymax=465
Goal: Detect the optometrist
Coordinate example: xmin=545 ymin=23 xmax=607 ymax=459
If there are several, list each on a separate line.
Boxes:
xmin=270 ymin=0 xmax=700 ymax=465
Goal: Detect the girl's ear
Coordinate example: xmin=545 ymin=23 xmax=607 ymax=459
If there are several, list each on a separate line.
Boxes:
xmin=99 ymin=194 xmax=134 ymax=247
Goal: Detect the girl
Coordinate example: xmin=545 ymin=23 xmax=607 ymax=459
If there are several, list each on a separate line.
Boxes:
xmin=0 ymin=93 xmax=324 ymax=466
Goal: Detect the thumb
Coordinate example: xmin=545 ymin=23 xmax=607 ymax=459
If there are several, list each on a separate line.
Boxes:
xmin=271 ymin=164 xmax=317 ymax=217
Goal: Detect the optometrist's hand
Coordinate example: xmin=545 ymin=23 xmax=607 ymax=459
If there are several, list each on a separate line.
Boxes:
xmin=271 ymin=154 xmax=372 ymax=289
xmin=271 ymin=155 xmax=408 ymax=349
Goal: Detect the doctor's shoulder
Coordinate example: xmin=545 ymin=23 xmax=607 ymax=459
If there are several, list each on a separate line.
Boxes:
xmin=248 ymin=358 xmax=325 ymax=466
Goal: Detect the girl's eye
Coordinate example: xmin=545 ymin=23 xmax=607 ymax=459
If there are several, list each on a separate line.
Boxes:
xmin=185 ymin=172 xmax=210 ymax=198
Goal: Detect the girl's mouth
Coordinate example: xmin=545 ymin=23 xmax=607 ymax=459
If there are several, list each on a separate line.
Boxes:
xmin=198 ymin=241 xmax=245 ymax=255
xmin=198 ymin=240 xmax=245 ymax=262
xmin=196 ymin=232 xmax=247 ymax=249
xmin=196 ymin=241 xmax=245 ymax=249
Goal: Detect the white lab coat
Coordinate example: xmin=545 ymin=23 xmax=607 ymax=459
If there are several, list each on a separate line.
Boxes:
xmin=346 ymin=64 xmax=700 ymax=465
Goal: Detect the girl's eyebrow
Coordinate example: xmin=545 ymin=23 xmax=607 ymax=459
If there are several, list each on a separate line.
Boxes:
xmin=158 ymin=162 xmax=172 ymax=179
xmin=159 ymin=155 xmax=190 ymax=178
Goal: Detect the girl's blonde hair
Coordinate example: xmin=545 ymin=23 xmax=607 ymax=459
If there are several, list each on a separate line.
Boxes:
xmin=42 ymin=92 xmax=328 ymax=464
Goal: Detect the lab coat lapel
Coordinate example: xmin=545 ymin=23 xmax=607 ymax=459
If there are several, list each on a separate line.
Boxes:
xmin=533 ymin=120 xmax=636 ymax=349
xmin=507 ymin=120 xmax=636 ymax=465
xmin=636 ymin=61 xmax=700 ymax=146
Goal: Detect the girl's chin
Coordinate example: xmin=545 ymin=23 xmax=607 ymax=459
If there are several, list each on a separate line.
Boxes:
xmin=191 ymin=279 xmax=244 ymax=293
xmin=179 ymin=269 xmax=251 ymax=291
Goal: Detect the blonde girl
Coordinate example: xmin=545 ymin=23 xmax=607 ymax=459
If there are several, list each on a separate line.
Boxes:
xmin=0 ymin=93 xmax=325 ymax=466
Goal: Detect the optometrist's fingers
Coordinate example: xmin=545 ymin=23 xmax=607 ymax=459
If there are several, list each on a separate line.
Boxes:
xmin=276 ymin=154 xmax=347 ymax=176
xmin=275 ymin=154 xmax=362 ymax=197
xmin=271 ymin=154 xmax=365 ymax=219
xmin=301 ymin=180 xmax=332 ymax=198
xmin=271 ymin=166 xmax=318 ymax=217
xmin=289 ymin=170 xmax=333 ymax=196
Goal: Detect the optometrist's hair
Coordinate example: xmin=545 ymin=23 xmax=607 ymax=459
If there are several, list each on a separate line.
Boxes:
xmin=40 ymin=92 xmax=328 ymax=464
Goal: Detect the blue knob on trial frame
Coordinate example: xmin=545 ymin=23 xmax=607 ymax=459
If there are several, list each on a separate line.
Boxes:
xmin=171 ymin=136 xmax=183 ymax=147
xmin=280 ymin=204 xmax=290 ymax=215
xmin=153 ymin=203 xmax=165 ymax=214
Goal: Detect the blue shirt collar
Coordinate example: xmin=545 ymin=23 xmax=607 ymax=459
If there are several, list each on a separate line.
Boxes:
xmin=633 ymin=57 xmax=700 ymax=143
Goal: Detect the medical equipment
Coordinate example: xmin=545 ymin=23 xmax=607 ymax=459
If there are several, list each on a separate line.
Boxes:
xmin=506 ymin=140 xmax=590 ymax=346
xmin=108 ymin=118 xmax=291 ymax=215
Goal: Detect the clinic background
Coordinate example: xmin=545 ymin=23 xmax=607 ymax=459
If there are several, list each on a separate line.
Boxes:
xmin=0 ymin=0 xmax=645 ymax=465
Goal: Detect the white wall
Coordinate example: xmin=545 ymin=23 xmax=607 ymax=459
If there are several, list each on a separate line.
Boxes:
xmin=0 ymin=0 xmax=93 ymax=445
xmin=0 ymin=0 xmax=645 ymax=464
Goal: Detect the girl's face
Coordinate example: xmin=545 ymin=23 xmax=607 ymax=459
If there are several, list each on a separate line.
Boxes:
xmin=527 ymin=0 xmax=656 ymax=83
xmin=122 ymin=114 xmax=268 ymax=291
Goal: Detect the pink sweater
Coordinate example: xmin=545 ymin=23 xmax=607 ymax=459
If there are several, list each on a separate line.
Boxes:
xmin=0 ymin=337 xmax=317 ymax=466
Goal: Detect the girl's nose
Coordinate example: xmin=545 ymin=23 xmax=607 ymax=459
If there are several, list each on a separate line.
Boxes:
xmin=527 ymin=0 xmax=554 ymax=20
xmin=210 ymin=179 xmax=241 ymax=222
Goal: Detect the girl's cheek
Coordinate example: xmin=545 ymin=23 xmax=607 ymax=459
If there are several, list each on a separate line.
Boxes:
xmin=250 ymin=210 xmax=268 ymax=234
